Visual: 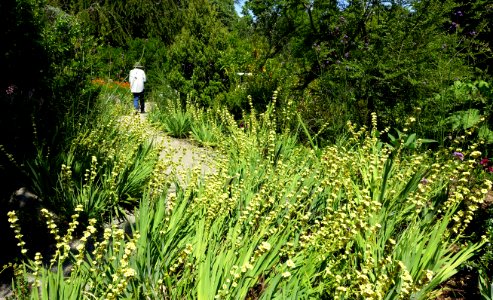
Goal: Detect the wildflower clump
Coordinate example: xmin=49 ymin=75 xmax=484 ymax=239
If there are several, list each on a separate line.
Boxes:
xmin=104 ymin=236 xmax=138 ymax=300
xmin=7 ymin=211 xmax=28 ymax=255
xmin=441 ymin=145 xmax=493 ymax=234
xmin=74 ymin=216 xmax=98 ymax=266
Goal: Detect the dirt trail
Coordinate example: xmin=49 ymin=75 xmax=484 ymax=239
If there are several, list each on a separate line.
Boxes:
xmin=111 ymin=104 xmax=221 ymax=225
xmin=139 ymin=102 xmax=220 ymax=183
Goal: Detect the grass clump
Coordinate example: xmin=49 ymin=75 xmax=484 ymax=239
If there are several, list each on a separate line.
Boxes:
xmin=148 ymin=96 xmax=192 ymax=139
xmin=149 ymin=94 xmax=225 ymax=145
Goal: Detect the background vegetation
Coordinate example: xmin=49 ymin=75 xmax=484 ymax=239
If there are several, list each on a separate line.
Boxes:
xmin=1 ymin=0 xmax=493 ymax=298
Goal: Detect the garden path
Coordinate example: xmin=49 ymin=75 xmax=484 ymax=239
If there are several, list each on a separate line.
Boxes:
xmin=141 ymin=102 xmax=219 ymax=187
xmin=115 ymin=102 xmax=221 ymax=225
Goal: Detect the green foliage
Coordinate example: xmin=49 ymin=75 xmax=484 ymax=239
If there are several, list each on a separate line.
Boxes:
xmin=161 ymin=109 xmax=192 ymax=139
xmin=412 ymin=79 xmax=493 ymax=146
xmin=479 ymin=269 xmax=493 ymax=300
xmin=34 ymin=264 xmax=85 ymax=299
xmin=469 ymin=193 xmax=493 ymax=299
xmin=191 ymin=122 xmax=223 ymax=147
xmin=452 ymin=0 xmax=493 ymax=74
xmin=0 ymin=0 xmax=99 ymax=212
xmin=38 ymin=0 xmax=492 ymax=149
xmin=24 ymin=91 xmax=159 ymax=222
xmin=37 ymin=5 xmax=99 ymax=131
xmin=51 ymin=0 xmax=186 ymax=45
xmin=387 ymin=128 xmax=438 ymax=152
xmin=165 ymin=2 xmax=233 ymax=106
xmin=0 ymin=0 xmax=98 ymax=274
xmin=150 ymin=99 xmax=193 ymax=139
xmin=449 ymin=109 xmax=482 ymax=130
xmin=478 ymin=235 xmax=493 ymax=299
xmin=237 ymin=0 xmax=491 ymax=142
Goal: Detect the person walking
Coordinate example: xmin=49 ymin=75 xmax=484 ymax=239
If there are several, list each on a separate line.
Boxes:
xmin=129 ymin=62 xmax=147 ymax=113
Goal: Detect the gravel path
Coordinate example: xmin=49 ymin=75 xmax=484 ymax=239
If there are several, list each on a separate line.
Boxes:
xmin=140 ymin=102 xmax=220 ymax=189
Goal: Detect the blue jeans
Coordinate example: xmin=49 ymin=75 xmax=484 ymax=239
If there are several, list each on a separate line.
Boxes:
xmin=133 ymin=91 xmax=145 ymax=112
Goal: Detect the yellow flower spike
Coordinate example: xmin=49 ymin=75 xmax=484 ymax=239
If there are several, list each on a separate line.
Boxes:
xmin=470 ymin=150 xmax=481 ymax=158
xmin=282 ymin=271 xmax=291 ymax=278
xmin=123 ymin=267 xmax=136 ymax=278
xmin=286 ymin=259 xmax=295 ymax=268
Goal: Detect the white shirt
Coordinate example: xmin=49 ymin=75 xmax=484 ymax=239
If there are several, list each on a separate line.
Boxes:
xmin=129 ymin=68 xmax=146 ymax=93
